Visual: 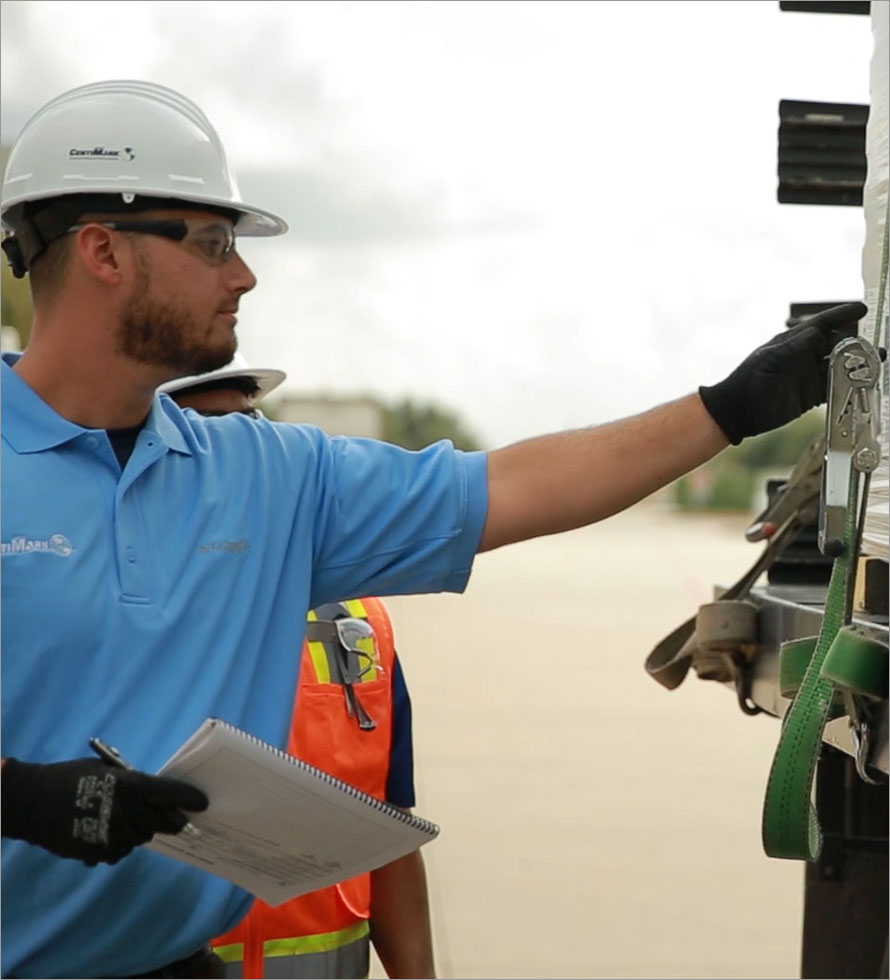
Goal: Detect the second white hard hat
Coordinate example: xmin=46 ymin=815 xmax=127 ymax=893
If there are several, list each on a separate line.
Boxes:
xmin=159 ymin=352 xmax=287 ymax=401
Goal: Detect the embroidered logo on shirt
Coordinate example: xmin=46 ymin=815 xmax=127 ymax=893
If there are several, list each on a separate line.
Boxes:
xmin=198 ymin=539 xmax=250 ymax=555
xmin=1 ymin=534 xmax=75 ymax=557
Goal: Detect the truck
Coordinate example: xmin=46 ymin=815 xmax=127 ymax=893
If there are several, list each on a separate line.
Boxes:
xmin=646 ymin=3 xmax=888 ymax=977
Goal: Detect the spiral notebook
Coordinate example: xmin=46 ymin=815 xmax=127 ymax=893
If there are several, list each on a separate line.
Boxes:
xmin=145 ymin=717 xmax=439 ymax=905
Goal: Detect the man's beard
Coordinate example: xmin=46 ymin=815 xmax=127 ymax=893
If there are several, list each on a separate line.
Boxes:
xmin=115 ymin=257 xmax=235 ymax=377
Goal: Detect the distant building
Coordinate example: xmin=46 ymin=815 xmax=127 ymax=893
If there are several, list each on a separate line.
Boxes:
xmin=1 ymin=326 xmax=22 ymax=352
xmin=271 ymin=393 xmax=386 ymax=439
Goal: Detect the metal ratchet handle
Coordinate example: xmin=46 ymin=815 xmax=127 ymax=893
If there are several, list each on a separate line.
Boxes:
xmin=818 ymin=336 xmax=882 ymax=558
xmin=745 ymin=435 xmax=824 ymax=543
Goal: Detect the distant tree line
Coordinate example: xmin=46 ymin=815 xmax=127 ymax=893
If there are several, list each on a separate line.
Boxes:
xmin=674 ymin=409 xmax=826 ymax=512
xmin=382 ymin=398 xmax=482 ymax=451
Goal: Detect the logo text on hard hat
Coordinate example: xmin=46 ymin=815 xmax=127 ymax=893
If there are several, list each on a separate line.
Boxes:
xmin=69 ymin=147 xmax=136 ymax=161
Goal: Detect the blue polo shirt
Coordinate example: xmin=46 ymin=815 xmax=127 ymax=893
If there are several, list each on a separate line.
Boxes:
xmin=0 ymin=354 xmax=488 ymax=979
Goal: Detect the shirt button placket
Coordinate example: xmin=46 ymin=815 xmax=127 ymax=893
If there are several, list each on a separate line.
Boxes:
xmin=115 ymin=458 xmax=155 ymax=604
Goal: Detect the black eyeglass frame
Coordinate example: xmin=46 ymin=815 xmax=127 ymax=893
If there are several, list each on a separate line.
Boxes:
xmin=64 ymin=219 xmax=237 ymax=265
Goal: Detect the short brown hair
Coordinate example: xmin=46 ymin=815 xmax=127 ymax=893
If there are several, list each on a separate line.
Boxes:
xmin=29 ymin=235 xmax=74 ymax=307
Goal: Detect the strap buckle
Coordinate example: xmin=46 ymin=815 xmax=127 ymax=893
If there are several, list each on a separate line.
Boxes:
xmin=693 ymin=600 xmax=763 ymax=716
xmin=847 ymin=700 xmax=887 ymax=786
xmin=818 ymin=336 xmax=882 ymax=557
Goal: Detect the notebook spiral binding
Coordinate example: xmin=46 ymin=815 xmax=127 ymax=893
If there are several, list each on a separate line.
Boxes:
xmin=211 ymin=718 xmax=439 ymax=838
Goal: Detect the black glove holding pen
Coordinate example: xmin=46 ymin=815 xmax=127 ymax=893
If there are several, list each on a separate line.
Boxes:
xmin=699 ymin=301 xmax=868 ymax=444
xmin=1 ymin=756 xmax=208 ymax=865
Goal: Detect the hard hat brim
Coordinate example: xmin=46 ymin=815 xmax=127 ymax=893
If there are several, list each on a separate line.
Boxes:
xmin=1 ymin=187 xmax=288 ymax=237
xmin=159 ymin=366 xmax=287 ymax=401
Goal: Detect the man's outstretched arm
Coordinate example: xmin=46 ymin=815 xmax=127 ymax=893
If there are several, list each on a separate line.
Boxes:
xmin=480 ymin=301 xmax=867 ymax=553
xmin=482 ymin=392 xmax=726 ymax=551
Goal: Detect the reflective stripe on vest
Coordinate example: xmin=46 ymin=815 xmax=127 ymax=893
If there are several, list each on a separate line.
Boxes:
xmin=212 ymin=598 xmax=396 ymax=979
xmin=215 ymin=921 xmax=370 ymax=979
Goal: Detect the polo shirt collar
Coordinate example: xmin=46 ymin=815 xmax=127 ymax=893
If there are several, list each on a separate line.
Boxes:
xmin=2 ymin=353 xmax=191 ymax=456
xmin=147 ymin=396 xmax=191 ymax=455
xmin=2 ymin=354 xmax=85 ymax=454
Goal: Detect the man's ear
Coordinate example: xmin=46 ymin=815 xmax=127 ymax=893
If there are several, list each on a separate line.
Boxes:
xmin=72 ymin=224 xmax=126 ymax=286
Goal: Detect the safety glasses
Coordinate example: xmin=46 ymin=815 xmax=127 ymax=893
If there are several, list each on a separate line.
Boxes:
xmin=65 ymin=218 xmax=237 ymax=266
xmin=333 ymin=617 xmax=383 ymax=731
xmin=334 ymin=618 xmax=384 ymax=682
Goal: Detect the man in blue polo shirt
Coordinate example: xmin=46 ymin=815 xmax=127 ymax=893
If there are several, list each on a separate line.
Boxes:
xmin=0 ymin=80 xmax=866 ymax=979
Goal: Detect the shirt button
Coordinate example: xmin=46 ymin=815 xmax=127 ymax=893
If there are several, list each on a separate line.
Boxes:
xmin=86 ymin=436 xmax=99 ymax=448
xmin=126 ymin=546 xmax=136 ymax=564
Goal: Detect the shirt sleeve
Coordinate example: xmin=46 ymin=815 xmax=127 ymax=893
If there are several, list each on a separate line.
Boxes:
xmin=308 ymin=435 xmax=489 ymax=608
xmin=385 ymin=654 xmax=416 ymax=808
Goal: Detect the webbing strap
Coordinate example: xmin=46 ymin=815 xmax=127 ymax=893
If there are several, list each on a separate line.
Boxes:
xmin=761 ymin=190 xmax=888 ymax=860
xmin=644 ymin=515 xmax=805 ymax=690
xmin=821 ymin=626 xmax=888 ymax=698
xmin=761 ymin=473 xmax=858 ymax=859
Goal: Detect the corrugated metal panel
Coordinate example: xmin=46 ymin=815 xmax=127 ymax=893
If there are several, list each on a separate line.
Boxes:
xmin=860 ymin=1 xmax=889 ymax=560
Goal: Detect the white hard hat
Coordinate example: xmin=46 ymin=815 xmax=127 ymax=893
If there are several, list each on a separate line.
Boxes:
xmin=1 ymin=80 xmax=287 ymax=237
xmin=159 ymin=351 xmax=287 ymax=401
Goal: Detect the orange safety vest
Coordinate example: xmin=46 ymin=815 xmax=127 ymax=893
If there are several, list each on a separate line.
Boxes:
xmin=213 ymin=598 xmax=397 ymax=979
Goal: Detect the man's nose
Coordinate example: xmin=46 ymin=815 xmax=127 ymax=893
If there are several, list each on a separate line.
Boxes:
xmin=227 ymin=251 xmax=258 ymax=295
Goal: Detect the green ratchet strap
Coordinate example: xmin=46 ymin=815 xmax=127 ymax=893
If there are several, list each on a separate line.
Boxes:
xmin=778 ymin=636 xmax=818 ymax=700
xmin=821 ymin=625 xmax=889 ymax=699
xmin=778 ymin=636 xmax=846 ymax=720
xmin=761 ymin=324 xmax=886 ymax=858
xmin=777 ymin=626 xmax=888 ymax=722
xmin=762 ymin=483 xmax=860 ymax=860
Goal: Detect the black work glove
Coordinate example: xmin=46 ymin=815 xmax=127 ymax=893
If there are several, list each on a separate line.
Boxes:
xmin=1 ymin=757 xmax=208 ymax=866
xmin=698 ymin=301 xmax=868 ymax=445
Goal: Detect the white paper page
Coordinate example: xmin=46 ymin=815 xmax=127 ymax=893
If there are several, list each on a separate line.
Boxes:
xmin=146 ymin=719 xmax=438 ymax=905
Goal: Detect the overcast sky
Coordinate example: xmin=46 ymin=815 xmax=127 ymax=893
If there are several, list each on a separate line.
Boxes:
xmin=0 ymin=1 xmax=876 ymax=446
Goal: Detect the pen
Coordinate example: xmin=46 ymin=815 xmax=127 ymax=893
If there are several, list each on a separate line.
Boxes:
xmin=89 ymin=738 xmax=202 ymax=839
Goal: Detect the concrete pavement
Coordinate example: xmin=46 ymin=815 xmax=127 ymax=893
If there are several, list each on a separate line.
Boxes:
xmin=372 ymin=499 xmax=804 ymax=979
